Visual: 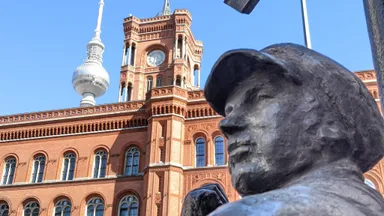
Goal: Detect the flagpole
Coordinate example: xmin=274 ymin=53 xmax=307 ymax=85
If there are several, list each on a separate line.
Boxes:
xmin=301 ymin=0 xmax=312 ymax=49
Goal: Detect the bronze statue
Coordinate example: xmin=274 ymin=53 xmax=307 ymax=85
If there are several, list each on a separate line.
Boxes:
xmin=181 ymin=43 xmax=384 ymax=215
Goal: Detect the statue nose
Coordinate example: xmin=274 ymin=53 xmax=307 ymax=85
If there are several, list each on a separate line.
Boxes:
xmin=219 ymin=117 xmax=247 ymax=135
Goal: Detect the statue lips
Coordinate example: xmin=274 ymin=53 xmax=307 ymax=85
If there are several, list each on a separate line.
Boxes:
xmin=228 ymin=140 xmax=252 ymax=160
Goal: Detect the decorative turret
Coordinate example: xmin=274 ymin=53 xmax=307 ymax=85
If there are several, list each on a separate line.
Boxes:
xmin=157 ymin=0 xmax=171 ymax=16
xmin=72 ymin=0 xmax=110 ymax=107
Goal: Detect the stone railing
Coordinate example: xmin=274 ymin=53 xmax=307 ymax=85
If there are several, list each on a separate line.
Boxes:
xmin=188 ymin=91 xmax=205 ymax=101
xmin=0 ymin=118 xmax=148 ymax=142
xmin=0 ymin=101 xmax=145 ymax=126
xmin=147 ymin=86 xmax=188 ymax=100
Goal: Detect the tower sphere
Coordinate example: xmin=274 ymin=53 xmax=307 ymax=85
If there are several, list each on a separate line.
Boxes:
xmin=72 ymin=61 xmax=110 ymax=98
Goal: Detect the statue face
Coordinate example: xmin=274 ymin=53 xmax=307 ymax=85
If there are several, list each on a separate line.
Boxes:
xmin=220 ymin=71 xmax=318 ymax=196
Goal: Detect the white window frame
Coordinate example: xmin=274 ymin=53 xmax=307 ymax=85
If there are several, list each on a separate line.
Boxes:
xmin=124 ymin=147 xmax=140 ymax=176
xmin=195 ymin=137 xmax=206 ymax=167
xmin=30 ymin=155 xmax=46 ymax=183
xmin=53 ymin=199 xmax=72 ymax=216
xmin=92 ymin=150 xmax=108 ymax=178
xmin=23 ymin=201 xmax=40 ymax=216
xmin=0 ymin=202 xmax=9 ymax=216
xmin=364 ymin=178 xmax=377 ymax=190
xmin=117 ymin=195 xmax=139 ymax=216
xmin=86 ymin=198 xmax=104 ymax=216
xmin=213 ymin=136 xmax=225 ymax=166
xmin=147 ymin=76 xmax=153 ymax=92
xmin=1 ymin=157 xmax=16 ymax=185
xmin=61 ymin=153 xmax=76 ymax=181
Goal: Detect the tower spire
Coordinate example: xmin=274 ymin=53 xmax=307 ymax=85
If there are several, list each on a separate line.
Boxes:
xmin=93 ymin=0 xmax=105 ymax=41
xmin=157 ymin=0 xmax=171 ymax=16
xmin=72 ymin=0 xmax=110 ymax=107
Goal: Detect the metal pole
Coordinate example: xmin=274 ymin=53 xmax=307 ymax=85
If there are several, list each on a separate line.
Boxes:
xmin=224 ymin=0 xmax=312 ymax=49
xmin=301 ymin=0 xmax=312 ymax=49
xmin=363 ymin=0 xmax=384 ymax=111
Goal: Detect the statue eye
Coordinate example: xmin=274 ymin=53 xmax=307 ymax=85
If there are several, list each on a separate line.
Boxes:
xmin=258 ymin=93 xmax=272 ymax=99
xmin=224 ymin=105 xmax=234 ymax=115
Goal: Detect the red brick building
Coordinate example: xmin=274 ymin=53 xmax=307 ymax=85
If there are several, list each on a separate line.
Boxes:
xmin=0 ymin=4 xmax=383 ymax=216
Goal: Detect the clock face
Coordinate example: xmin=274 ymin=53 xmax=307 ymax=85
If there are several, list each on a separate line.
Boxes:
xmin=147 ymin=50 xmax=166 ymax=66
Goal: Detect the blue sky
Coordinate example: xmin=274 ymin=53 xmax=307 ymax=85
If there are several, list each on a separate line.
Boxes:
xmin=0 ymin=0 xmax=373 ymax=115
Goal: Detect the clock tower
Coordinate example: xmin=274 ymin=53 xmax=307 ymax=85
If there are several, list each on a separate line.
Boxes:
xmin=118 ymin=4 xmax=203 ymax=102
xmin=119 ymin=2 xmax=206 ymax=215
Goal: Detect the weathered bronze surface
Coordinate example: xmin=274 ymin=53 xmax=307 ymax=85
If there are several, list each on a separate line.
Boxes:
xmin=181 ymin=43 xmax=384 ymax=215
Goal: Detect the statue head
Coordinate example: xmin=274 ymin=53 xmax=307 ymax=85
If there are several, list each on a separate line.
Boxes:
xmin=204 ymin=43 xmax=384 ymax=196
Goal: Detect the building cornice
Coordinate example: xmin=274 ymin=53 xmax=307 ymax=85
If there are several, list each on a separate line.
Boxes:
xmin=0 ymin=88 xmax=211 ymax=129
xmin=0 ymin=101 xmax=146 ymax=127
xmin=0 ymin=175 xmax=144 ymax=190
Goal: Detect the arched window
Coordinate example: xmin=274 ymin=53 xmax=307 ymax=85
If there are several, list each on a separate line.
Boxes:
xmin=2 ymin=157 xmax=16 ymax=185
xmin=175 ymin=76 xmax=181 ymax=86
xmin=93 ymin=150 xmax=108 ymax=178
xmin=195 ymin=138 xmax=206 ymax=167
xmin=86 ymin=198 xmax=104 ymax=216
xmin=125 ymin=45 xmax=130 ymax=65
xmin=23 ymin=201 xmax=39 ymax=216
xmin=127 ymin=83 xmax=133 ymax=102
xmin=62 ymin=152 xmax=76 ymax=181
xmin=130 ymin=43 xmax=136 ymax=66
xmin=31 ymin=155 xmax=46 ymax=183
xmin=156 ymin=76 xmax=163 ymax=87
xmin=214 ymin=136 xmax=225 ymax=166
xmin=365 ymin=179 xmax=377 ymax=190
xmin=0 ymin=202 xmax=9 ymax=216
xmin=146 ymin=77 xmax=153 ymax=92
xmin=193 ymin=65 xmax=199 ymax=86
xmin=118 ymin=195 xmax=139 ymax=216
xmin=125 ymin=147 xmax=140 ymax=176
xmin=54 ymin=199 xmax=72 ymax=216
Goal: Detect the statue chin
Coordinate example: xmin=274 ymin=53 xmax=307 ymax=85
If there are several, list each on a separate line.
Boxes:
xmin=230 ymin=163 xmax=271 ymax=196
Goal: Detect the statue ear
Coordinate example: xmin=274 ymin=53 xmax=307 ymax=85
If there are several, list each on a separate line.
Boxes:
xmin=316 ymin=122 xmax=347 ymax=152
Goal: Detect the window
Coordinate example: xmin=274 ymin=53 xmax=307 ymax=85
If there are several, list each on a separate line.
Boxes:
xmin=195 ymin=138 xmax=206 ymax=167
xmin=214 ymin=136 xmax=225 ymax=166
xmin=87 ymin=198 xmax=104 ymax=216
xmin=0 ymin=202 xmax=9 ymax=216
xmin=365 ymin=179 xmax=377 ymax=190
xmin=125 ymin=147 xmax=140 ymax=176
xmin=62 ymin=153 xmax=76 ymax=181
xmin=24 ymin=201 xmax=39 ymax=216
xmin=160 ymin=123 xmax=165 ymax=138
xmin=31 ymin=155 xmax=46 ymax=183
xmin=175 ymin=76 xmax=181 ymax=86
xmin=130 ymin=44 xmax=136 ymax=66
xmin=2 ymin=157 xmax=16 ymax=185
xmin=127 ymin=83 xmax=133 ymax=101
xmin=146 ymin=77 xmax=153 ymax=92
xmin=118 ymin=195 xmax=139 ymax=216
xmin=156 ymin=76 xmax=162 ymax=87
xmin=193 ymin=65 xmax=199 ymax=86
xmin=93 ymin=150 xmax=108 ymax=178
xmin=54 ymin=199 xmax=72 ymax=216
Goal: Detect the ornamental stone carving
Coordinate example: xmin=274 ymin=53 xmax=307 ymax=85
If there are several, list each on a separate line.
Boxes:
xmin=155 ymin=192 xmax=162 ymax=204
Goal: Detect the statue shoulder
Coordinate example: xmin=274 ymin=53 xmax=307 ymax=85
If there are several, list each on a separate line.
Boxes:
xmin=209 ymin=187 xmax=325 ymax=216
xmin=209 ymin=185 xmax=382 ymax=216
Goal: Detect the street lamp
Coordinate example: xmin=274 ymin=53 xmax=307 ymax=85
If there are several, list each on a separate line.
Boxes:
xmin=224 ymin=0 xmax=384 ymax=111
xmin=224 ymin=0 xmax=312 ymax=49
